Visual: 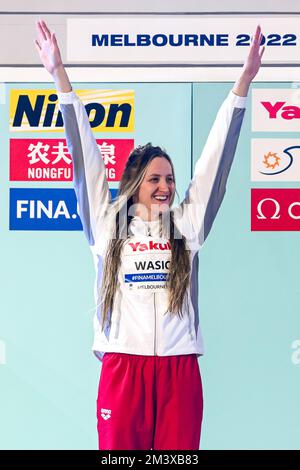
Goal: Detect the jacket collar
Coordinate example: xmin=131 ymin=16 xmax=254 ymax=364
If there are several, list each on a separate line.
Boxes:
xmin=129 ymin=215 xmax=162 ymax=237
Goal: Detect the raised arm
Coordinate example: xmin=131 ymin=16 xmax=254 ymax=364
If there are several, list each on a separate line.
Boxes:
xmin=34 ymin=19 xmax=110 ymax=246
xmin=173 ymin=25 xmax=265 ymax=249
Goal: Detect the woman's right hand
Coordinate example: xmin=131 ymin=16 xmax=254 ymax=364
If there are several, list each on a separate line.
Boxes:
xmin=34 ymin=19 xmax=63 ymax=76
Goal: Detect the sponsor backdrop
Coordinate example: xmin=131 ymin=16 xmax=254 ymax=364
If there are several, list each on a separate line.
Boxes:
xmin=195 ymin=82 xmax=300 ymax=449
xmin=1 ymin=80 xmax=300 ymax=449
xmin=0 ymin=82 xmax=191 ymax=449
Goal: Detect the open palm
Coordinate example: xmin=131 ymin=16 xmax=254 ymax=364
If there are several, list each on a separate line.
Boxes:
xmin=34 ymin=19 xmax=63 ymax=74
xmin=242 ymin=25 xmax=265 ymax=81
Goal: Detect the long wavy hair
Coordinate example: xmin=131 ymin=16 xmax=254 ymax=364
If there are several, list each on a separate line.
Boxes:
xmin=99 ymin=143 xmax=191 ymax=331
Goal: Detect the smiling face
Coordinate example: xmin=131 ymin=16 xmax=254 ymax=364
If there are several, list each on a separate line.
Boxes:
xmin=133 ymin=156 xmax=175 ymax=220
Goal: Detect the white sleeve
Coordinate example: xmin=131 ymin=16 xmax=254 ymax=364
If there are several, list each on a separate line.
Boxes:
xmin=173 ymin=89 xmax=247 ymax=249
xmin=57 ymin=90 xmax=111 ymax=246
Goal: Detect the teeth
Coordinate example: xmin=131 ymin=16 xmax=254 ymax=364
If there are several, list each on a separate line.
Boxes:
xmin=154 ymin=196 xmax=168 ymax=200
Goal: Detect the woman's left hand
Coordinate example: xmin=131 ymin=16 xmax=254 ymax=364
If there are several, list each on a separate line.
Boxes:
xmin=241 ymin=24 xmax=265 ymax=81
xmin=233 ymin=25 xmax=265 ymax=97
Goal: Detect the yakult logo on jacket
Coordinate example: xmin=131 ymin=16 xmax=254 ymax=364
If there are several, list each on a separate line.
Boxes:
xmin=128 ymin=241 xmax=171 ymax=252
xmin=252 ymin=89 xmax=300 ymax=132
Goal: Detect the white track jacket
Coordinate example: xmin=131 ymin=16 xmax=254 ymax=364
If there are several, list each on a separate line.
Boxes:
xmin=57 ymin=88 xmax=247 ymax=362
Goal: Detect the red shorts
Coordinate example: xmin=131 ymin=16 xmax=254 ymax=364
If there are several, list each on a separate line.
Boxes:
xmin=96 ymin=352 xmax=203 ymax=450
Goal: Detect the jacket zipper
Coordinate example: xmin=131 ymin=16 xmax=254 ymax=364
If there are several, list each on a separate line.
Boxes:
xmin=153 ymin=292 xmax=157 ymax=356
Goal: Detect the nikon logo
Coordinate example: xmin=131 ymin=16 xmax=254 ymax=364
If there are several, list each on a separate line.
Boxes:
xmin=9 ymin=89 xmax=135 ymax=132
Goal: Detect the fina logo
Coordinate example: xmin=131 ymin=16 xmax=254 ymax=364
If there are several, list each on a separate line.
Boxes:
xmin=259 ymin=146 xmax=300 ymax=175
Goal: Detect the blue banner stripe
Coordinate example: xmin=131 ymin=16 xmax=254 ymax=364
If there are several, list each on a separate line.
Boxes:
xmin=125 ymin=273 xmax=168 ymax=283
xmin=9 ymin=187 xmax=118 ymax=231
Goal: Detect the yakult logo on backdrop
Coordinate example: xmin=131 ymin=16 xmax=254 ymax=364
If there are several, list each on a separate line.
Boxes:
xmin=251 ymin=189 xmax=300 ymax=231
xmin=251 ymin=139 xmax=300 ymax=181
xmin=261 ymin=101 xmax=300 ymax=120
xmin=10 ymin=89 xmax=135 ymax=132
xmin=252 ymin=89 xmax=300 ymax=132
xmin=9 ymin=138 xmax=133 ymax=182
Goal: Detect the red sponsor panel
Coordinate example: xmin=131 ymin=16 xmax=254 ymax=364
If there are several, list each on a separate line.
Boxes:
xmin=251 ymin=188 xmax=300 ymax=231
xmin=10 ymin=138 xmax=72 ymax=181
xmin=99 ymin=139 xmax=133 ymax=182
xmin=10 ymin=138 xmax=134 ymax=182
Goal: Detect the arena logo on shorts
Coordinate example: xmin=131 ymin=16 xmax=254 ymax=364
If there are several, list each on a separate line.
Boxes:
xmin=100 ymin=408 xmax=112 ymax=420
xmin=128 ymin=241 xmax=171 ymax=252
